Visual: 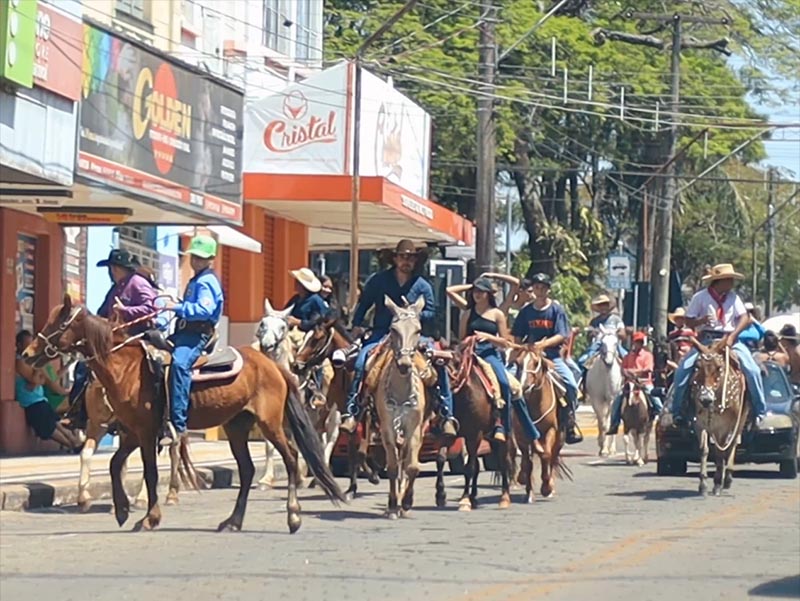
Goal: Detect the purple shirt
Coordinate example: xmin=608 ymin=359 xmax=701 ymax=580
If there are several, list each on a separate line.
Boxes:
xmin=98 ymin=273 xmax=157 ymax=334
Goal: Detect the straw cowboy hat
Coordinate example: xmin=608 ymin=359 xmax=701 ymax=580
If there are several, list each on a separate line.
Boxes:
xmin=668 ymin=307 xmax=686 ymax=324
xmin=290 ymin=267 xmax=322 ymax=293
xmin=591 ymin=294 xmax=613 ymax=308
xmin=701 ymin=263 xmax=744 ymax=284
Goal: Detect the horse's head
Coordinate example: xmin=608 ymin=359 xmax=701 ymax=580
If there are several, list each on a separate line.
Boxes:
xmin=256 ymin=298 xmax=292 ymax=356
xmin=598 ymin=326 xmax=619 ymax=366
xmin=22 ymin=294 xmax=109 ymax=368
xmin=294 ymin=316 xmax=334 ymax=372
xmin=518 ymin=346 xmax=546 ymax=393
xmin=691 ymin=346 xmax=727 ymax=409
xmin=385 ymin=295 xmax=424 ymax=375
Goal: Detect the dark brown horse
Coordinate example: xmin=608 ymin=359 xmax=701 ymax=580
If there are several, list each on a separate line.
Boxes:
xmin=450 ymin=336 xmax=513 ymax=511
xmin=515 ymin=348 xmax=569 ymax=502
xmin=23 ymin=296 xmax=345 ymax=532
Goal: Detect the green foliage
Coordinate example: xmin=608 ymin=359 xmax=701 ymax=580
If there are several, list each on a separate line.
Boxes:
xmin=552 ymin=273 xmax=592 ymax=326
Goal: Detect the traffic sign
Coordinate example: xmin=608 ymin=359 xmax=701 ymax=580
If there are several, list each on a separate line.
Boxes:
xmin=607 ymin=253 xmax=632 ymax=290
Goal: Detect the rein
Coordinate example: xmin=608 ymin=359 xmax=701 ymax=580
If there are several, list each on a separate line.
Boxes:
xmin=451 ymin=336 xmax=477 ymax=394
xmin=299 ymin=327 xmax=335 ymax=370
xmin=710 ymin=346 xmax=746 ymax=453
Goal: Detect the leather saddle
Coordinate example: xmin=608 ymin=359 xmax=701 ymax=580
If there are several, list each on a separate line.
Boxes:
xmin=143 ymin=332 xmax=244 ymax=383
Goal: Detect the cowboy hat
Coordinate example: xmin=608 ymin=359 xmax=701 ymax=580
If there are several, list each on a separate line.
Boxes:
xmin=393 ymin=239 xmax=423 ymax=256
xmin=290 ymin=267 xmax=322 ymax=293
xmin=96 ymin=248 xmax=140 ymax=270
xmin=779 ymin=324 xmax=799 ymax=342
xmin=668 ymin=307 xmax=686 ymax=324
xmin=701 ymin=263 xmax=744 ymax=283
xmin=591 ymin=294 xmax=613 ymax=307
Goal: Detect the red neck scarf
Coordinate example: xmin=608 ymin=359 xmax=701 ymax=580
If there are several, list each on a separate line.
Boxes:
xmin=707 ymin=286 xmax=728 ymax=323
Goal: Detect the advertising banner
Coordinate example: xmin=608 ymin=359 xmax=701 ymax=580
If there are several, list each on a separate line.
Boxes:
xmin=33 ymin=1 xmax=82 ymax=100
xmin=0 ymin=0 xmax=37 ymax=88
xmin=15 ymin=234 xmax=37 ymax=333
xmin=78 ymin=24 xmax=244 ymax=222
xmin=63 ymin=226 xmax=86 ymax=303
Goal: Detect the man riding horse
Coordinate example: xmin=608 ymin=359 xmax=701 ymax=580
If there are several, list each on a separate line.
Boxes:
xmin=161 ymin=235 xmax=224 ymax=445
xmin=606 ymin=331 xmax=661 ymax=435
xmin=340 ymin=239 xmax=458 ymax=438
xmin=577 ymin=294 xmax=628 ymax=377
xmin=510 ymin=273 xmax=582 ymax=444
xmin=669 ymin=263 xmax=767 ymax=426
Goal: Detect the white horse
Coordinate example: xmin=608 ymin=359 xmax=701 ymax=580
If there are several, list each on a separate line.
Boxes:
xmin=585 ymin=326 xmax=624 ymax=457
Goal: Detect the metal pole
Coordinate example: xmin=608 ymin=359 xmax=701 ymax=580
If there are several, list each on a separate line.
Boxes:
xmin=445 ymin=269 xmax=453 ymax=343
xmin=475 ymin=0 xmax=497 ymax=274
xmin=766 ymin=169 xmax=776 ymax=316
xmin=650 ymin=14 xmax=681 ymax=341
xmin=751 ymin=234 xmax=757 ymax=301
xmin=505 ymin=187 xmax=512 ymax=274
xmin=633 ymin=283 xmax=640 ymax=330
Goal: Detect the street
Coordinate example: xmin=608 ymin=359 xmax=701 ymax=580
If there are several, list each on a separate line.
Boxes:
xmin=1 ymin=438 xmax=798 ymax=601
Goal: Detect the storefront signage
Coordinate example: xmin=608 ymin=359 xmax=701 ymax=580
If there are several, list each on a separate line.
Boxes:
xmin=0 ymin=0 xmax=37 ymax=88
xmin=63 ymin=226 xmax=86 ymax=303
xmin=32 ymin=2 xmax=82 ymax=100
xmin=15 ymin=233 xmax=36 ymax=333
xmin=39 ymin=207 xmax=132 ymax=224
xmin=78 ymin=24 xmax=244 ymax=222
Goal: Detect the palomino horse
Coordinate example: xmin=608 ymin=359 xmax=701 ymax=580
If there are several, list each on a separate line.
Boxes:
xmin=24 ymin=296 xmax=345 ymax=533
xmin=515 ymin=348 xmax=570 ymax=501
xmin=688 ymin=341 xmax=750 ymax=496
xmin=586 ymin=327 xmax=623 ymax=456
xmin=620 ymin=376 xmax=653 ymax=466
xmin=369 ymin=296 xmax=431 ymax=518
xmin=294 ymin=316 xmax=382 ymax=500
xmin=450 ymin=336 xmax=513 ymax=510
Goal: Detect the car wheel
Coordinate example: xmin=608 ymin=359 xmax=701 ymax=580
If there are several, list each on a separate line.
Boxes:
xmin=448 ymin=450 xmax=466 ymax=475
xmin=779 ymin=459 xmax=798 ymax=479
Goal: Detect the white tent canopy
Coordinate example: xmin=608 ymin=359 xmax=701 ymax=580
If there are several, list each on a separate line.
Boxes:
xmin=173 ymin=225 xmax=262 ymax=254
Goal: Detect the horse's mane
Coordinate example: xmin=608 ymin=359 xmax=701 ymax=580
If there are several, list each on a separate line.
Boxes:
xmin=83 ymin=313 xmax=114 ymax=359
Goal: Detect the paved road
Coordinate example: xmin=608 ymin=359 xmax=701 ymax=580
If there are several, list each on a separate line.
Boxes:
xmin=1 ymin=439 xmax=798 ymax=601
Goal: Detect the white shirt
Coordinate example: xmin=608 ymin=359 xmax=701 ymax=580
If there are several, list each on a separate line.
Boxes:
xmin=686 ymin=288 xmax=747 ymax=333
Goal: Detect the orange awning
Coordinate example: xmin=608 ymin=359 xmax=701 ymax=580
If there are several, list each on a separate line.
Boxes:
xmin=244 ymin=174 xmax=473 ymax=251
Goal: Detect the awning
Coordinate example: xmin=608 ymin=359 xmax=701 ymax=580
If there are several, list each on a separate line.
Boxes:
xmin=173 ymin=225 xmax=262 ymax=253
xmin=244 ymin=174 xmax=473 ymax=251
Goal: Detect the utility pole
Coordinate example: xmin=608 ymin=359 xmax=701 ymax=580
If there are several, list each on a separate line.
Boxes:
xmin=348 ymin=0 xmax=419 ymax=309
xmin=766 ymin=168 xmax=776 ymax=317
xmin=505 ymin=186 xmax=513 ymax=274
xmin=593 ymin=11 xmax=730 ymax=340
xmin=475 ymin=0 xmax=497 ymax=274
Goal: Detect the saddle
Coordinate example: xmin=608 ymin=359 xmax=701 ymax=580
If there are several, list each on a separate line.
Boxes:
xmin=362 ymin=339 xmax=437 ymax=395
xmin=143 ymin=341 xmax=244 ymax=383
xmin=450 ymin=337 xmax=522 ymax=407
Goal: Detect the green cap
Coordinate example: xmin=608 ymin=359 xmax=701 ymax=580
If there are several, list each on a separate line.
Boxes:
xmin=187 ymin=235 xmax=217 ymax=259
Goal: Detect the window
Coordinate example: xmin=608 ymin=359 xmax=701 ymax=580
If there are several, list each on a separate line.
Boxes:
xmin=117 ymin=0 xmax=146 ymax=21
xmin=262 ymin=0 xmax=279 ymax=50
xmin=295 ymin=0 xmax=312 ymax=61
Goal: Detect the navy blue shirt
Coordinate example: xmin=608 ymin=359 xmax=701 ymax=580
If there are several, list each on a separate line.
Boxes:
xmin=511 ymin=301 xmax=570 ymax=359
xmin=284 ymin=292 xmax=329 ymax=332
xmin=352 ymin=268 xmax=435 ymax=337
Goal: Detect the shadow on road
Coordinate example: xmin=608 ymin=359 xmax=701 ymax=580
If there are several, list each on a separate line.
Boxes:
xmin=608 ymin=489 xmax=700 ymax=501
xmin=749 ymin=574 xmax=800 ymax=598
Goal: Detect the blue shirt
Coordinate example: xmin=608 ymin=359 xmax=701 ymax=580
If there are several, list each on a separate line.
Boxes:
xmin=511 ymin=301 xmax=570 ymax=359
xmin=174 ymin=268 xmax=223 ymax=324
xmin=352 ymin=268 xmax=435 ymax=337
xmin=285 ymin=292 xmax=330 ymax=332
xmin=738 ymin=321 xmax=765 ymax=349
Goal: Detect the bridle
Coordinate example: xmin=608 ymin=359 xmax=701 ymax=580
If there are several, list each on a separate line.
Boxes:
xmin=37 ymin=306 xmax=83 ymax=360
xmin=389 ymin=311 xmax=420 ymax=363
xmin=295 ymin=325 xmax=335 ymax=372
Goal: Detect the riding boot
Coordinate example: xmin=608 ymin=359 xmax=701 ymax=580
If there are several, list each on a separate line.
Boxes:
xmin=563 ymin=406 xmax=583 ymax=445
xmin=340 ymin=373 xmax=363 ymax=434
xmin=493 ymin=402 xmax=511 ymax=442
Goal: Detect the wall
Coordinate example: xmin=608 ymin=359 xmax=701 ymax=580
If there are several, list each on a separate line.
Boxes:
xmin=0 ymin=208 xmax=66 ymax=454
xmin=81 ymin=0 xmax=179 ymax=52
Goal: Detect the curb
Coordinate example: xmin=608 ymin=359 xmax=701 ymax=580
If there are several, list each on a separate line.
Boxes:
xmin=0 ymin=460 xmax=283 ymax=512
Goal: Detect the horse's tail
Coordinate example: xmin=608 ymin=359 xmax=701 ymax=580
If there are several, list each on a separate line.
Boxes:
xmin=551 ymin=449 xmax=574 ymax=482
xmin=177 ymin=436 xmax=204 ymax=491
xmin=277 ymin=363 xmax=347 ymax=505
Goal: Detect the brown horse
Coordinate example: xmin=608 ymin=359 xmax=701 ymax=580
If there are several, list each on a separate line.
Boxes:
xmin=23 ymin=296 xmax=345 ymax=532
xmin=450 ymin=336 xmax=512 ymax=510
xmin=620 ymin=377 xmax=653 ymax=466
xmin=294 ymin=316 xmax=382 ymax=500
xmin=515 ymin=349 xmax=569 ymax=502
xmin=689 ymin=341 xmax=750 ymax=496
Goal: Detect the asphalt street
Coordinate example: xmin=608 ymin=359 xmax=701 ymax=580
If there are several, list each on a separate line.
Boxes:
xmin=1 ymin=438 xmax=798 ymax=601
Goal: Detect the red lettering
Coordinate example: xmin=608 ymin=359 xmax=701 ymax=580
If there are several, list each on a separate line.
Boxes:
xmin=263 ymin=111 xmax=338 ymax=153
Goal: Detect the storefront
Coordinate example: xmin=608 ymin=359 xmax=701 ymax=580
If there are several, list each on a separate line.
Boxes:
xmin=222 ymin=62 xmax=473 ymax=345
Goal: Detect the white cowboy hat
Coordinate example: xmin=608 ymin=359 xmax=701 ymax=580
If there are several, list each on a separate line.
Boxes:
xmin=701 ymin=263 xmax=744 ymax=283
xmin=289 ymin=268 xmax=321 ymax=293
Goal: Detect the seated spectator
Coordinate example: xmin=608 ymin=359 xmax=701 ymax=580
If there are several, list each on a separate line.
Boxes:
xmin=779 ymin=324 xmax=800 ymax=386
xmin=41 ymin=358 xmax=70 ymax=414
xmin=754 ymin=331 xmax=790 ymax=369
xmin=15 ymin=331 xmax=80 ymax=449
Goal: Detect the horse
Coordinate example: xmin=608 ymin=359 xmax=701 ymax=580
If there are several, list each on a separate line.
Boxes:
xmin=449 ymin=336 xmax=513 ymax=511
xmin=23 ymin=295 xmax=346 ymax=533
xmin=688 ymin=340 xmax=750 ymax=496
xmin=585 ymin=326 xmax=624 ymax=456
xmin=294 ymin=315 xmax=382 ymax=500
xmin=620 ymin=376 xmax=653 ymax=466
xmin=515 ymin=348 xmax=570 ymax=501
xmin=367 ymin=295 xmax=431 ymax=518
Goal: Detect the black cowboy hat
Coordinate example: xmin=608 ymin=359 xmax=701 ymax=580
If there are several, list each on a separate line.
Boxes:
xmin=96 ymin=248 xmax=140 ymax=270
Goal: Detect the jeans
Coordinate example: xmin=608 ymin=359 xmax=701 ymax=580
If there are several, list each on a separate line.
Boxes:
xmin=577 ymin=339 xmax=628 ymax=370
xmin=345 ymin=340 xmax=381 ymax=417
xmin=69 ymin=361 xmax=90 ymax=423
xmin=610 ymin=384 xmax=660 ymax=428
xmin=670 ymin=342 xmax=767 ymax=418
xmin=551 ymin=357 xmax=579 ymax=411
xmin=566 ymin=357 xmax=581 ymax=382
xmin=168 ymin=332 xmax=209 ymax=433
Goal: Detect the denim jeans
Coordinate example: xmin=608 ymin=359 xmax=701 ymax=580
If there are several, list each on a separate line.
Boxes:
xmin=552 ymin=357 xmax=579 ymax=411
xmin=577 ymin=339 xmax=628 ymax=369
xmin=168 ymin=332 xmax=209 ymax=433
xmin=477 ymin=345 xmax=539 ymax=440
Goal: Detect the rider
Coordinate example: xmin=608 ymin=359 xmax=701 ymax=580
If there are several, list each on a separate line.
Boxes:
xmin=577 ymin=294 xmax=628 ymax=377
xmin=161 ymin=235 xmax=224 ymax=444
xmin=510 ymin=273 xmax=582 ymax=444
xmin=285 ymin=268 xmax=331 ymax=331
xmin=447 ymin=277 xmax=544 ymax=452
xmin=738 ymin=302 xmax=766 ymax=351
xmin=606 ymin=331 xmax=661 ymax=435
xmin=340 ymin=239 xmax=458 ymax=438
xmin=68 ymin=249 xmax=157 ymax=427
xmin=669 ymin=263 xmax=767 ymax=425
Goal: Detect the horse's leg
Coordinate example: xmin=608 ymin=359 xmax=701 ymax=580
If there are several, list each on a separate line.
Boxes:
xmin=593 ymin=400 xmax=609 ymax=457
xmin=323 ymin=407 xmax=341 ymax=470
xmin=77 ymin=420 xmax=107 ymax=512
xmin=723 ymin=446 xmax=735 ymax=490
xmin=218 ymin=412 xmax=256 ymax=532
xmin=165 ymin=440 xmax=181 ymax=505
xmin=623 ymin=424 xmax=632 ymax=464
xmin=634 ymin=430 xmax=645 ymax=467
xmin=110 ymin=436 xmax=138 ymax=527
xmin=400 ymin=421 xmax=423 ymax=515
xmin=459 ymin=434 xmax=478 ymax=511
xmin=498 ymin=439 xmax=512 ymax=509
xmin=698 ymin=429 xmax=709 ymax=496
xmin=132 ymin=433 xmax=162 ymax=532
xmin=345 ymin=429 xmax=359 ymax=500
xmin=712 ymin=450 xmax=724 ymax=496
xmin=643 ymin=421 xmax=652 ymax=464
xmin=541 ymin=427 xmax=557 ymax=498
xmin=435 ymin=445 xmax=447 ymax=508
xmin=258 ymin=415 xmax=303 ymax=534
xmin=519 ymin=439 xmax=534 ymax=503
xmin=258 ymin=440 xmax=276 ymax=490
xmin=384 ymin=440 xmax=400 ymax=519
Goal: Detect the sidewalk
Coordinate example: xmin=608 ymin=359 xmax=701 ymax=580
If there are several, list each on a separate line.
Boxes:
xmin=0 ymin=439 xmax=280 ymax=512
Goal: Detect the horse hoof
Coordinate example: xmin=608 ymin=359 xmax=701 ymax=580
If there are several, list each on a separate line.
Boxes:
xmin=165 ymin=494 xmax=179 ymax=506
xmin=115 ymin=507 xmax=129 ymax=527
xmin=132 ymin=515 xmax=159 ymax=532
xmin=287 ymin=513 xmax=302 ymax=534
xmin=599 ymin=450 xmax=609 ymax=458
xmin=77 ymin=497 xmax=92 ymax=513
xmin=258 ymin=479 xmax=274 ymax=491
xmin=713 ymin=487 xmax=722 ymax=497
xmin=498 ymin=498 xmax=511 ymax=509
xmin=636 ymin=459 xmax=644 ymax=467
xmin=385 ymin=510 xmax=399 ymax=520
xmin=527 ymin=494 xmax=535 ymax=504
xmin=400 ymin=508 xmax=413 ymax=518
xmin=368 ymin=474 xmax=381 ymax=485
xmin=698 ymin=485 xmax=708 ymax=496
xmin=435 ymin=495 xmax=447 ymax=508
xmin=458 ymin=500 xmax=472 ymax=512
xmin=307 ymin=478 xmax=318 ymax=489
xmin=217 ymin=518 xmax=242 ymax=532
